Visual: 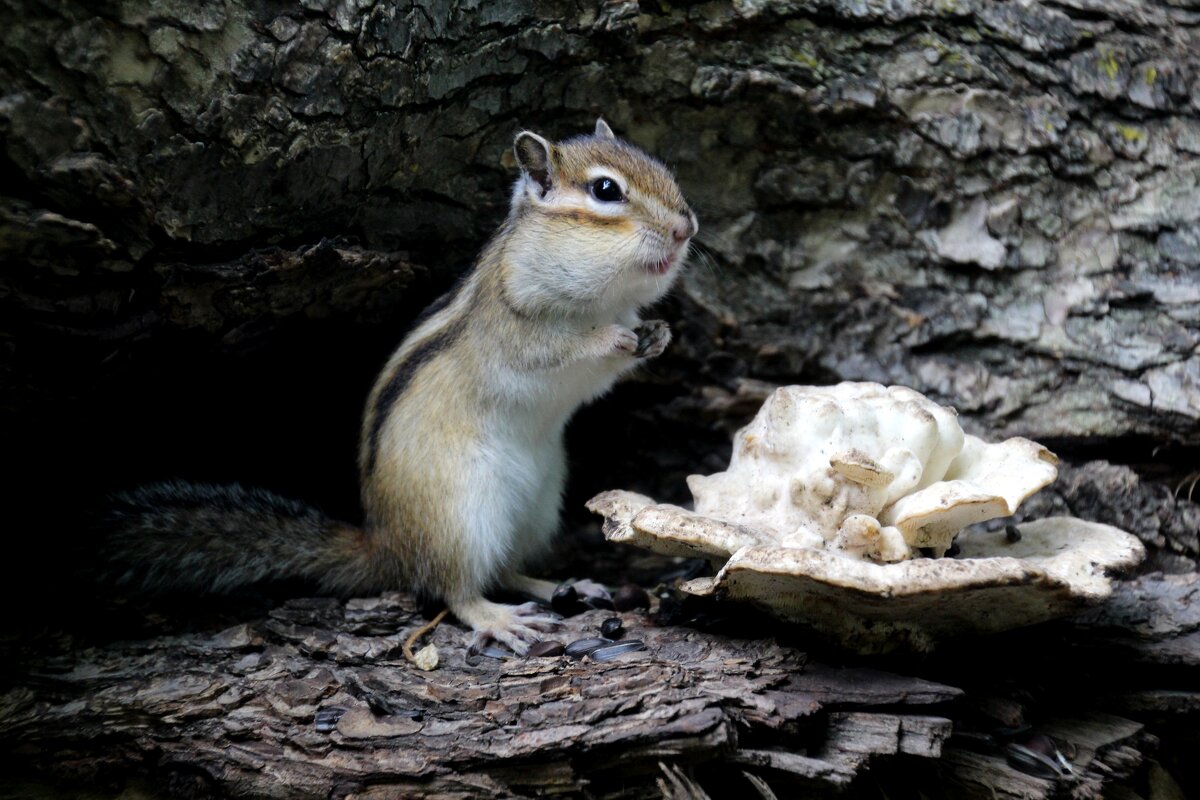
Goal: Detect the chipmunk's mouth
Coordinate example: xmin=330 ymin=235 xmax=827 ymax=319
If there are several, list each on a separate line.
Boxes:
xmin=647 ymin=248 xmax=681 ymax=275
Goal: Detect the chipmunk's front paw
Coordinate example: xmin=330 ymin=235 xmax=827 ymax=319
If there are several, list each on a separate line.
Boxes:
xmin=596 ymin=324 xmax=640 ymax=357
xmin=633 ymin=320 xmax=671 ymax=358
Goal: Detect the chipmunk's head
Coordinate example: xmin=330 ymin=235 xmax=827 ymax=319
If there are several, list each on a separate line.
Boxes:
xmin=503 ymin=118 xmax=697 ymax=316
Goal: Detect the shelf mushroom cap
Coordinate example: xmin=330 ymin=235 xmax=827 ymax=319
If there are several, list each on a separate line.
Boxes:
xmin=587 ymin=382 xmax=1142 ymax=653
xmin=689 ymin=383 xmax=1059 ymax=561
xmin=588 ymin=491 xmax=1145 ymax=653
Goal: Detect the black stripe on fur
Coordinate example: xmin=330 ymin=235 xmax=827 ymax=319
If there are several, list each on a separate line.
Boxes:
xmin=364 ymin=316 xmax=468 ymax=475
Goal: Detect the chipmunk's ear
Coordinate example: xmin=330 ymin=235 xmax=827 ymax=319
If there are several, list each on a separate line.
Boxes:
xmin=594 ymin=117 xmax=615 ymax=139
xmin=514 ymin=131 xmax=554 ymax=195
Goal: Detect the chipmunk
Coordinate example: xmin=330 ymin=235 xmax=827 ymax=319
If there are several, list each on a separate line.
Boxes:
xmin=104 ymin=119 xmax=697 ymax=653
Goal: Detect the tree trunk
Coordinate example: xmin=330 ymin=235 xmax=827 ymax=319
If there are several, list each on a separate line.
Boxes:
xmin=1 ymin=0 xmax=1198 ymax=797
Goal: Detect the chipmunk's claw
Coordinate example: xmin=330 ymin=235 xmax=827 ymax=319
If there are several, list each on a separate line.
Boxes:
xmin=634 ymin=320 xmax=671 ymax=358
xmin=461 ymin=600 xmax=560 ymax=655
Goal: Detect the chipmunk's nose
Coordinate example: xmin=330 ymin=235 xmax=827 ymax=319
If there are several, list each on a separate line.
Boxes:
xmin=672 ymin=211 xmax=698 ymax=243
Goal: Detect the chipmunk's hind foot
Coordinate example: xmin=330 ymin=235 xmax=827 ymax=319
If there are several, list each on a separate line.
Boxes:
xmin=567 ymin=579 xmax=613 ymax=607
xmin=456 ymin=598 xmax=560 ymax=655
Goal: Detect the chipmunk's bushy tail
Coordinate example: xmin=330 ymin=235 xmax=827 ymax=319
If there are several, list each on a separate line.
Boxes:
xmin=99 ymin=481 xmax=375 ymax=595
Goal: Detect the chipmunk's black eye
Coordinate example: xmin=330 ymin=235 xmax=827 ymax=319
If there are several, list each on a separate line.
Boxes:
xmin=590 ymin=176 xmax=624 ymax=203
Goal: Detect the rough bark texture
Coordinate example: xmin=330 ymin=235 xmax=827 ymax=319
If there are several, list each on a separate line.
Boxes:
xmin=1 ymin=0 xmax=1198 ymax=797
xmin=1 ymin=568 xmax=1193 ymax=800
xmin=4 ymin=0 xmax=1199 ymax=475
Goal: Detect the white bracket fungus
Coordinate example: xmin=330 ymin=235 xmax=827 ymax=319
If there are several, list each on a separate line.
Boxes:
xmin=588 ymin=382 xmax=1144 ymax=653
xmin=687 ymin=383 xmax=1059 ymax=560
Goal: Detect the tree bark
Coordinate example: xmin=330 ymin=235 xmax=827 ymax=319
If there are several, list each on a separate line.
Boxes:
xmin=1 ymin=569 xmax=1192 ymax=799
xmin=3 ymin=0 xmax=1198 ymax=461
xmin=2 ymin=0 xmax=1198 ymax=797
